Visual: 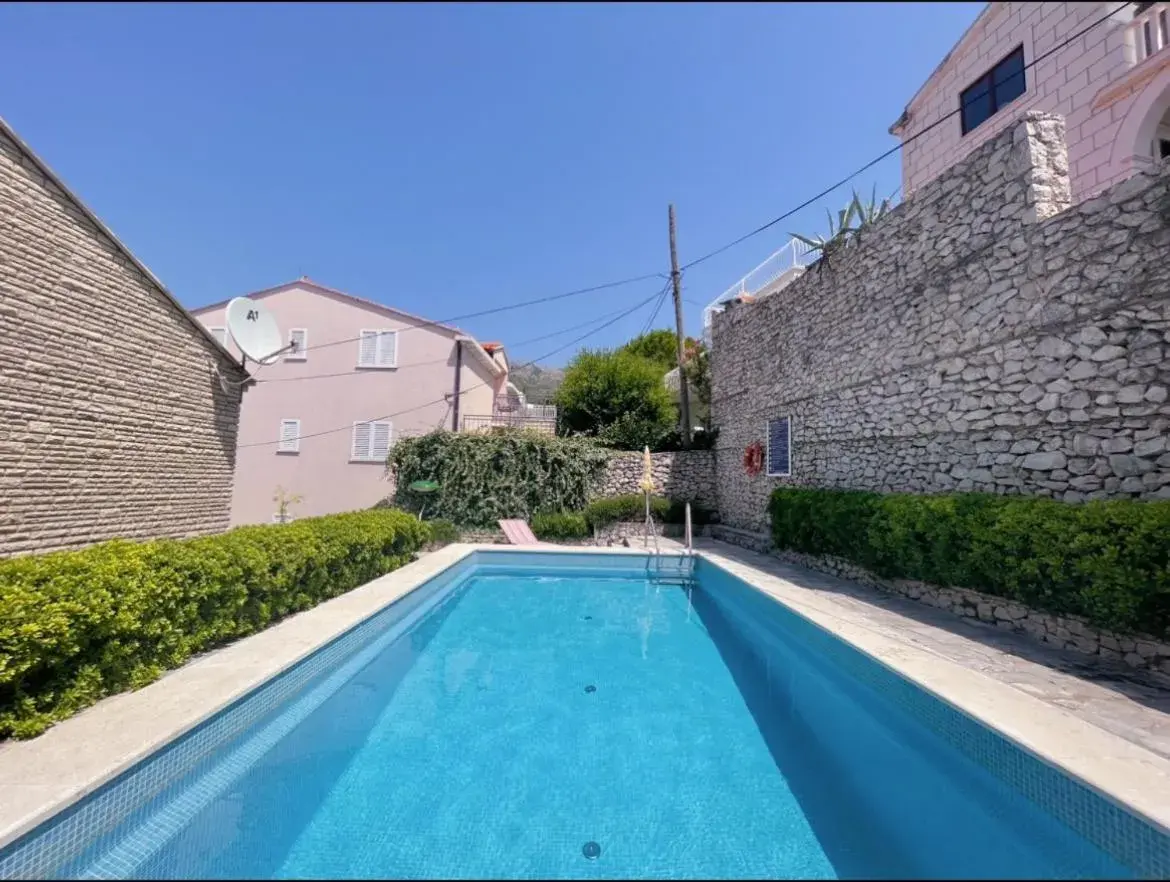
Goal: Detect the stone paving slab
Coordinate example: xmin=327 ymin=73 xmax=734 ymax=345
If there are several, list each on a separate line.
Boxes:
xmin=695 ymin=539 xmax=1170 ymax=761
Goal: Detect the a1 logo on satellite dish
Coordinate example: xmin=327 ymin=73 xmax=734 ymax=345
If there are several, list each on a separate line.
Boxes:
xmin=225 ymin=297 xmax=291 ymax=365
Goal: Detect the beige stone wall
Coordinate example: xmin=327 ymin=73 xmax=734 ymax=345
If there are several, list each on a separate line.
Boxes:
xmin=712 ymin=113 xmax=1170 ymax=532
xmin=594 ymin=449 xmax=716 ymax=504
xmin=0 ymin=128 xmax=247 ymax=556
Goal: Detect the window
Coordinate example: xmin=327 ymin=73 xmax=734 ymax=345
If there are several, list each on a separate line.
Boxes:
xmin=1160 ymin=139 xmax=1170 ymax=160
xmin=286 ymin=328 xmax=307 ymax=360
xmin=351 ymin=420 xmax=393 ymax=462
xmin=208 ymin=326 xmax=229 ymax=348
xmin=960 ymin=45 xmax=1026 ymax=135
xmin=277 ymin=419 xmax=301 ymax=454
xmin=357 ymin=329 xmax=398 ymax=368
xmin=766 ymin=417 xmax=792 ymax=477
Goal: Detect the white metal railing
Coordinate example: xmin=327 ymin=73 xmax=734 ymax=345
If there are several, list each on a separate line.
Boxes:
xmin=461 ymin=410 xmax=557 ymax=434
xmin=701 ymin=237 xmax=815 ymax=342
xmin=1129 ymin=2 xmax=1170 ymax=63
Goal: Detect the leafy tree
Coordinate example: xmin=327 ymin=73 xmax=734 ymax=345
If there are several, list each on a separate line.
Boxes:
xmin=620 ymin=329 xmax=695 ymax=371
xmin=682 ymin=339 xmax=712 ymax=428
xmin=555 ymin=349 xmax=676 ymax=449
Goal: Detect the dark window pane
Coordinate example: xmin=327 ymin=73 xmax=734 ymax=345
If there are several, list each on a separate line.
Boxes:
xmin=961 ymin=78 xmax=993 ymax=133
xmin=993 ymin=48 xmax=1026 ymax=108
xmin=767 ymin=417 xmax=790 ymax=476
xmin=1159 ymin=139 xmax=1170 ymax=160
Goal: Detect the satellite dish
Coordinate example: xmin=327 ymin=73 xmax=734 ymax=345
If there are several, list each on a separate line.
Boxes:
xmin=226 ymin=297 xmax=286 ymax=365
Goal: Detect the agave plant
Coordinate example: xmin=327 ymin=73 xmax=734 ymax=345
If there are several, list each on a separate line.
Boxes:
xmin=789 ymin=198 xmax=859 ymax=260
xmin=790 ymin=184 xmax=898 ymax=270
xmin=851 ymin=185 xmax=893 ymax=228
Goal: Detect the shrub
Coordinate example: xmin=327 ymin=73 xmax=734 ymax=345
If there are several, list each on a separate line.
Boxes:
xmin=655 ymin=426 xmax=719 ymax=452
xmin=389 ymin=430 xmax=609 ymax=527
xmin=531 ymin=512 xmax=591 ymax=541
xmin=424 ymin=519 xmax=460 ymax=547
xmin=555 ymin=349 xmax=676 ymax=448
xmin=664 ymin=498 xmax=717 ymax=526
xmin=768 ymin=488 xmax=1170 ymax=638
xmin=584 ymin=494 xmax=671 ymax=529
xmin=0 ymin=509 xmax=428 ymax=739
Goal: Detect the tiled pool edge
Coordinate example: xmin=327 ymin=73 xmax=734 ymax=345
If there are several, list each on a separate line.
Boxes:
xmin=0 ymin=544 xmax=483 ymax=850
xmin=0 ymin=543 xmax=681 ymax=853
xmin=696 ymin=548 xmax=1170 ymax=843
xmin=1 ymin=542 xmax=1166 ymax=872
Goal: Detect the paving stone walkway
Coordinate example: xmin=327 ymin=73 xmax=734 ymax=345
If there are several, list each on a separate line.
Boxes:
xmin=693 ymin=539 xmax=1170 ymax=761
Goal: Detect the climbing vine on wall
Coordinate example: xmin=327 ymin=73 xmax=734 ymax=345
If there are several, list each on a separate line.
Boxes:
xmin=387 ymin=429 xmax=610 ymax=526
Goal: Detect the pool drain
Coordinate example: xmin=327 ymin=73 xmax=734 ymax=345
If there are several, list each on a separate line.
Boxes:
xmin=584 ymin=684 xmax=597 ymax=694
xmin=584 ymin=615 xmax=593 ymax=620
xmin=582 ymin=841 xmax=601 ymax=860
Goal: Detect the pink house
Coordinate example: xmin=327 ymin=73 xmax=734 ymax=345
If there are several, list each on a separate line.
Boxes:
xmin=891 ymin=1 xmax=1170 ymax=202
xmin=192 ymin=278 xmax=511 ymax=525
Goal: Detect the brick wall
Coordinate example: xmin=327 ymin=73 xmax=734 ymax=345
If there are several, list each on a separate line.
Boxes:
xmin=712 ymin=112 xmax=1170 ymax=532
xmin=0 ymin=124 xmax=248 ymax=556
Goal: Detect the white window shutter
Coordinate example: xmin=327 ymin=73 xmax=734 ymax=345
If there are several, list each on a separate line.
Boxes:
xmin=351 ymin=421 xmax=372 ymax=460
xmin=371 ymin=421 xmax=392 ymax=460
xmin=377 ymin=331 xmax=397 ymax=367
xmin=358 ymin=331 xmax=378 ymax=367
xmin=278 ymin=419 xmax=301 ymax=453
xmin=287 ymin=328 xmax=307 ymax=359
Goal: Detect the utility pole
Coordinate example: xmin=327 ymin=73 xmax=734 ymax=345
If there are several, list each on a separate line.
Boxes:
xmin=668 ymin=203 xmax=693 ymax=449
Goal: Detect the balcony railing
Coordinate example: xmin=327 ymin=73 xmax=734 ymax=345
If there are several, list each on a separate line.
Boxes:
xmin=1130 ymin=2 xmax=1170 ymax=64
xmin=701 ymin=237 xmax=815 ymax=343
xmin=462 ymin=404 xmax=557 ymax=435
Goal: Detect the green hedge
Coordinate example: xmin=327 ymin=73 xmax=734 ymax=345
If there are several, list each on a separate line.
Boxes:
xmin=531 ymin=512 xmax=591 ymax=541
xmin=0 ymin=509 xmax=429 ymax=739
xmin=389 ymin=430 xmax=609 ymax=527
xmin=584 ymin=494 xmax=671 ymax=529
xmin=582 ymin=494 xmax=716 ymax=530
xmin=769 ymin=488 xmax=1170 ymax=638
xmin=423 ymin=519 xmax=460 ymax=547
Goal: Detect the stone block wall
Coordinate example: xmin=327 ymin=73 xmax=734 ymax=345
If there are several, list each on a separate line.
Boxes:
xmin=773 ymin=549 xmax=1170 ymax=679
xmin=594 ymin=449 xmax=716 ymax=504
xmin=712 ymin=112 xmax=1170 ymax=532
xmin=0 ymin=123 xmax=248 ymax=556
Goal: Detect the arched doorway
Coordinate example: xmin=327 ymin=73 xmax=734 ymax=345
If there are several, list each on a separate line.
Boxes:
xmin=1112 ymin=64 xmax=1170 ymax=177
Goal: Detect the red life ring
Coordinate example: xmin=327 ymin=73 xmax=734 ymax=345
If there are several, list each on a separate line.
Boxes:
xmin=743 ymin=441 xmax=764 ymax=477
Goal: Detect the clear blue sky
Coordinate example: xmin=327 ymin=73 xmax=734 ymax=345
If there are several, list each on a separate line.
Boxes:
xmin=1 ymin=2 xmax=982 ymax=366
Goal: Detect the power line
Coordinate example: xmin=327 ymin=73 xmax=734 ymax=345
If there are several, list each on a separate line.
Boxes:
xmin=680 ymin=2 xmax=1130 ymax=272
xmin=636 ymin=284 xmax=672 ymax=338
xmin=252 ymin=299 xmax=660 ymax=385
xmin=239 ymin=283 xmax=669 ymax=449
xmin=265 ymin=270 xmax=670 ymax=365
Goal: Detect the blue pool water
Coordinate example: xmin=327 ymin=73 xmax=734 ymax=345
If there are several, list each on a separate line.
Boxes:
xmin=1 ymin=551 xmax=1165 ymax=880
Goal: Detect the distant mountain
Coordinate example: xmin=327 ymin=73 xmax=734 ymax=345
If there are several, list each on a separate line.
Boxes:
xmin=510 ymin=363 xmax=564 ymax=404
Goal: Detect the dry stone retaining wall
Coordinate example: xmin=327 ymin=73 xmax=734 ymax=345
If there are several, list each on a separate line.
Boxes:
xmin=711 ymin=112 xmax=1170 ymax=532
xmin=771 ymin=548 xmax=1170 ymax=679
xmin=594 ymin=449 xmax=715 ymax=503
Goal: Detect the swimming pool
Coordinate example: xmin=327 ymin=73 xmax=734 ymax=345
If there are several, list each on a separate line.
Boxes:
xmin=0 ymin=549 xmax=1167 ymax=879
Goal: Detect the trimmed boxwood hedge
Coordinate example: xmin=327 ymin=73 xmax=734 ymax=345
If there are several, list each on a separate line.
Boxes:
xmin=0 ymin=509 xmax=429 ymax=739
xmin=531 ymin=512 xmax=591 ymax=541
xmin=532 ymin=497 xmax=717 ymax=541
xmin=583 ymin=495 xmax=716 ymax=530
xmin=769 ymin=488 xmax=1170 ymax=638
